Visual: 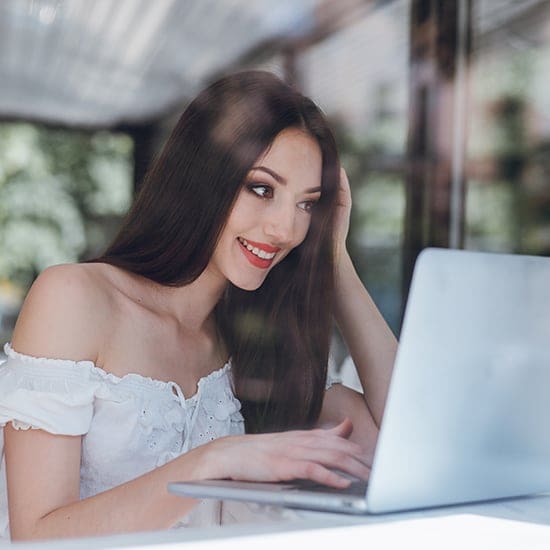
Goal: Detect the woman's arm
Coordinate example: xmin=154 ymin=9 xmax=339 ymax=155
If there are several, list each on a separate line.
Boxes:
xmin=329 ymin=169 xmax=398 ymax=429
xmin=6 ymin=416 xmax=369 ymax=540
xmin=333 ymin=253 xmax=397 ymax=428
xmin=5 ymin=424 xmax=208 ymax=540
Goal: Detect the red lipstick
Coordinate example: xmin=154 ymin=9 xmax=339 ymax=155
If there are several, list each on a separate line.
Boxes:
xmin=240 ymin=239 xmax=280 ymax=253
xmin=237 ymin=238 xmax=280 ymax=269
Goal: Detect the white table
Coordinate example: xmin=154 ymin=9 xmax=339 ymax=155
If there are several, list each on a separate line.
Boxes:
xmin=7 ymin=493 xmax=550 ymax=549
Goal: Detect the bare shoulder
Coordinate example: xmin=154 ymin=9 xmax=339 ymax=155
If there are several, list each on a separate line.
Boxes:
xmin=11 ymin=263 xmax=115 ymax=362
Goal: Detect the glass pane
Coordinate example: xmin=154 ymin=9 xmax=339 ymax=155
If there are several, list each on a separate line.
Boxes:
xmin=466 ymin=0 xmax=550 ymax=256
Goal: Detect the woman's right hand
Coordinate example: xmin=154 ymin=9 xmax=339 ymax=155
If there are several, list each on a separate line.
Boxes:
xmin=197 ymin=418 xmax=370 ymax=488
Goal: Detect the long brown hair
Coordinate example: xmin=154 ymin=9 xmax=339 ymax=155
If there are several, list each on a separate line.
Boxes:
xmin=93 ymin=71 xmax=340 ymax=433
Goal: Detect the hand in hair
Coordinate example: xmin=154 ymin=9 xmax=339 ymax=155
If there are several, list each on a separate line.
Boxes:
xmin=197 ymin=418 xmax=370 ymax=488
xmin=334 ymin=168 xmax=353 ymax=264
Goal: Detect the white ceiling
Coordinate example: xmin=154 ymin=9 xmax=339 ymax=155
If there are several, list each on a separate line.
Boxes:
xmin=0 ymin=0 xmax=321 ymax=127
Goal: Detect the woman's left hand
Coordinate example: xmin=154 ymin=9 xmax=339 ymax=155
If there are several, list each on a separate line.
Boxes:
xmin=334 ymin=167 xmax=353 ymax=265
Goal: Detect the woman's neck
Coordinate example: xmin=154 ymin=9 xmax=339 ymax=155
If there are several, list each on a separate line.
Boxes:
xmin=107 ymin=263 xmax=227 ymax=332
xmin=166 ymin=268 xmax=227 ymax=330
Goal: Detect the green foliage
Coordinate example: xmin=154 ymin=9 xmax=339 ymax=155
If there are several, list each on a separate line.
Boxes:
xmin=0 ymin=123 xmax=133 ymax=290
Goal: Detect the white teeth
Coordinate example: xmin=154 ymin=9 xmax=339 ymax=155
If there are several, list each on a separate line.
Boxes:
xmin=238 ymin=238 xmax=276 ymax=260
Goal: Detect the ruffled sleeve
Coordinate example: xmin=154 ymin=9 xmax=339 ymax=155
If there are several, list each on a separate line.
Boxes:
xmin=0 ymin=343 xmax=101 ymax=435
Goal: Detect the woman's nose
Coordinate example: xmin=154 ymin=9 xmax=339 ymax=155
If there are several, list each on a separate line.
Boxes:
xmin=264 ymin=202 xmax=295 ymax=245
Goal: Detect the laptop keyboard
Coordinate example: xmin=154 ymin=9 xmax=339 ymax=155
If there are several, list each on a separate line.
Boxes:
xmin=288 ymin=479 xmax=368 ymax=497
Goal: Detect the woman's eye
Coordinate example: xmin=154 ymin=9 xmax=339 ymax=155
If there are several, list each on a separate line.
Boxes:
xmin=248 ymin=184 xmax=273 ymax=199
xmin=298 ymin=200 xmax=318 ymax=213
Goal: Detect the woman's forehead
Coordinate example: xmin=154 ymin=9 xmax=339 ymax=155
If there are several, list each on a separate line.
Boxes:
xmin=252 ymin=129 xmax=322 ymax=188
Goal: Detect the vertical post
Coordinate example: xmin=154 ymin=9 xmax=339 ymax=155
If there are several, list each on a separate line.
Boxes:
xmin=450 ymin=0 xmax=472 ymax=249
xmin=402 ymin=0 xmax=472 ymax=318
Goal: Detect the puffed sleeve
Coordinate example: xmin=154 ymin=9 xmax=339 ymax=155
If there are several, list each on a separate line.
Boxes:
xmin=0 ymin=343 xmax=101 ymax=435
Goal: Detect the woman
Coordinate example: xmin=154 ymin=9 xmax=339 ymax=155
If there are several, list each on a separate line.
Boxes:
xmin=0 ymin=71 xmax=397 ymax=540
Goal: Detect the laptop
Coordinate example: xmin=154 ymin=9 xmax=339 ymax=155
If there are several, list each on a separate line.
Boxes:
xmin=168 ymin=248 xmax=550 ymax=514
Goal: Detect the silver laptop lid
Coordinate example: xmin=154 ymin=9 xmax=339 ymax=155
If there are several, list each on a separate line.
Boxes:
xmin=367 ymin=248 xmax=550 ymax=513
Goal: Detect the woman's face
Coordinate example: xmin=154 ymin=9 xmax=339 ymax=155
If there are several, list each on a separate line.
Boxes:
xmin=208 ymin=127 xmax=323 ymax=291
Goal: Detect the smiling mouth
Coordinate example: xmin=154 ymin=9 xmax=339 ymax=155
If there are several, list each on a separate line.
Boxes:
xmin=237 ymin=237 xmax=279 ymax=268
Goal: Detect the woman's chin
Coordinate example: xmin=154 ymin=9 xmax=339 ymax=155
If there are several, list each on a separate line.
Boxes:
xmin=230 ymin=274 xmax=268 ymax=292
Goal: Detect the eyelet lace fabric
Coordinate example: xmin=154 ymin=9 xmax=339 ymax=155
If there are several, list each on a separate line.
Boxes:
xmin=0 ymin=343 xmax=246 ymax=538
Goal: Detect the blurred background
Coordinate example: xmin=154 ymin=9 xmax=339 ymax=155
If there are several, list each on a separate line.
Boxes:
xmin=0 ymin=0 xmax=549 ymax=375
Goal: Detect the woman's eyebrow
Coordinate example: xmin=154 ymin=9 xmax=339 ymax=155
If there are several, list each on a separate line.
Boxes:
xmin=250 ymin=166 xmax=322 ymax=194
xmin=250 ymin=166 xmax=286 ymax=184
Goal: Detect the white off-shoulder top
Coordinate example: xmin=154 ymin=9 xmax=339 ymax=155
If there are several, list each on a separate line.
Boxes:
xmin=0 ymin=343 xmax=246 ymax=539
